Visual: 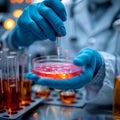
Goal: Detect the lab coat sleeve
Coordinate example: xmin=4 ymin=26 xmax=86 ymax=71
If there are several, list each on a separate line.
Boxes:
xmin=0 ymin=30 xmax=57 ymax=56
xmin=85 ymin=52 xmax=115 ymax=105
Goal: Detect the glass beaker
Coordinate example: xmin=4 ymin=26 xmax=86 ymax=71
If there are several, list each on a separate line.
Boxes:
xmin=60 ymin=90 xmax=76 ymax=104
xmin=34 ymin=85 xmax=50 ymax=99
xmin=112 ymin=19 xmax=120 ymax=119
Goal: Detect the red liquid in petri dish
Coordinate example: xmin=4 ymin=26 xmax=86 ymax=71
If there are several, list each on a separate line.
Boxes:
xmin=33 ymin=62 xmax=82 ymax=80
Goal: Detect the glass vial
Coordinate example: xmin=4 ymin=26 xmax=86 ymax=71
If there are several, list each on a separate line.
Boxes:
xmin=60 ymin=90 xmax=76 ymax=104
xmin=112 ymin=19 xmax=120 ymax=119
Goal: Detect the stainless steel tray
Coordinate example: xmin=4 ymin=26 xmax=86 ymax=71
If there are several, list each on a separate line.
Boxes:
xmin=0 ymin=95 xmax=44 ymax=120
xmin=43 ymin=89 xmax=86 ymax=108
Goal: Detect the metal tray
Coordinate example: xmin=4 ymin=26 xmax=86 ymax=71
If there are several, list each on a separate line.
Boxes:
xmin=43 ymin=89 xmax=86 ymax=108
xmin=0 ymin=95 xmax=45 ymax=120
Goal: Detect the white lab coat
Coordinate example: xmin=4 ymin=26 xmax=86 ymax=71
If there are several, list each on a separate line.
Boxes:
xmin=60 ymin=0 xmax=120 ymax=105
xmin=1 ymin=0 xmax=120 ymax=105
xmin=62 ymin=0 xmax=120 ymax=56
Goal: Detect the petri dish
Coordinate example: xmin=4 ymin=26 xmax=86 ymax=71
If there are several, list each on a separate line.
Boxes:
xmin=32 ymin=55 xmax=82 ymax=80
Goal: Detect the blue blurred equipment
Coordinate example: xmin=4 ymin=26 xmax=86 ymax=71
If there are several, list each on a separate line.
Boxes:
xmin=26 ymin=48 xmax=103 ymax=90
xmin=11 ymin=0 xmax=67 ymax=49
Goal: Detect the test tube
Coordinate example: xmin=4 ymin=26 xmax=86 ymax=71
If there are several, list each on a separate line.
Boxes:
xmin=19 ymin=54 xmax=32 ymax=106
xmin=0 ymin=51 xmax=3 ymax=58
xmin=18 ymin=46 xmax=27 ymax=82
xmin=2 ymin=51 xmax=9 ymax=109
xmin=2 ymin=48 xmax=9 ymax=58
xmin=65 ymin=49 xmax=69 ymax=59
xmin=0 ymin=58 xmax=5 ymax=113
xmin=1 ymin=48 xmax=10 ymax=83
xmin=17 ymin=46 xmax=27 ymax=101
xmin=112 ymin=19 xmax=120 ymax=118
xmin=56 ymin=34 xmax=61 ymax=57
xmin=5 ymin=55 xmax=20 ymax=114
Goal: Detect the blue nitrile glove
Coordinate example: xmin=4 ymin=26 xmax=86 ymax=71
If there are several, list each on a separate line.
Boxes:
xmin=11 ymin=0 xmax=67 ymax=49
xmin=26 ymin=48 xmax=103 ymax=90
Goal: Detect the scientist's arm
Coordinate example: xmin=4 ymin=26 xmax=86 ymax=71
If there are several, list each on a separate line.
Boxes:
xmin=5 ymin=0 xmax=67 ymax=50
xmin=26 ymin=48 xmax=116 ymax=105
xmin=85 ymin=51 xmax=115 ymax=105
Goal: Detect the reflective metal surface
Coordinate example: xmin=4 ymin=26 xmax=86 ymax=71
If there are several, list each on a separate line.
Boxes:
xmin=17 ymin=104 xmax=115 ymax=120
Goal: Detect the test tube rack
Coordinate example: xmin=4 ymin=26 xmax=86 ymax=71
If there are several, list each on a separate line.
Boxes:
xmin=0 ymin=94 xmax=45 ymax=120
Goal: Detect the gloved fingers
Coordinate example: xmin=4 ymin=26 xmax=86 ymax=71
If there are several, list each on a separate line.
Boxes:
xmin=80 ymin=48 xmax=102 ymax=72
xmin=73 ymin=50 xmax=94 ymax=66
xmin=37 ymin=3 xmax=66 ymax=36
xmin=72 ymin=60 xmax=96 ymax=89
xmin=78 ymin=47 xmax=94 ymax=54
xmin=26 ymin=72 xmax=69 ymax=90
xmin=27 ymin=20 xmax=47 ymax=40
xmin=17 ymin=7 xmax=46 ymax=40
xmin=26 ymin=72 xmax=79 ymax=90
xmin=33 ymin=16 xmax=56 ymax=41
xmin=29 ymin=5 xmax=56 ymax=41
xmin=44 ymin=0 xmax=67 ymax=21
xmin=28 ymin=21 xmax=48 ymax=40
xmin=36 ymin=77 xmax=79 ymax=90
xmin=26 ymin=72 xmax=40 ymax=83
xmin=15 ymin=27 xmax=38 ymax=46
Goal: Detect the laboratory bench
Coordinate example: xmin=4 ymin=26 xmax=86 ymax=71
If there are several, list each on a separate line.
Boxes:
xmin=16 ymin=104 xmax=114 ymax=120
xmin=0 ymin=87 xmax=117 ymax=120
xmin=0 ymin=100 xmax=115 ymax=120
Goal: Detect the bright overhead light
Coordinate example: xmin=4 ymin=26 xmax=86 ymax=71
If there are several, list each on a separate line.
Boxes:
xmin=3 ymin=18 xmax=16 ymax=30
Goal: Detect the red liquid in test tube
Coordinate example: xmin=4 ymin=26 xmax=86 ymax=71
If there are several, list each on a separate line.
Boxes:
xmin=0 ymin=81 xmax=5 ymax=113
xmin=0 ymin=64 xmax=5 ymax=113
xmin=3 ymin=79 xmax=19 ymax=114
xmin=113 ymin=76 xmax=120 ymax=117
xmin=5 ymin=56 xmax=20 ymax=114
xmin=20 ymin=80 xmax=32 ymax=106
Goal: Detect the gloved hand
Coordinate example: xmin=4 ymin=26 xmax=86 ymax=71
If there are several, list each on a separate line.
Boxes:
xmin=26 ymin=48 xmax=103 ymax=90
xmin=11 ymin=0 xmax=67 ymax=49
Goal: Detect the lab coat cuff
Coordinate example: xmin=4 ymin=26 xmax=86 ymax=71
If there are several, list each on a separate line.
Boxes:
xmin=86 ymin=55 xmax=105 ymax=87
xmin=85 ymin=52 xmax=115 ymax=105
xmin=92 ymin=55 xmax=105 ymax=83
xmin=84 ymin=56 xmax=105 ymax=100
